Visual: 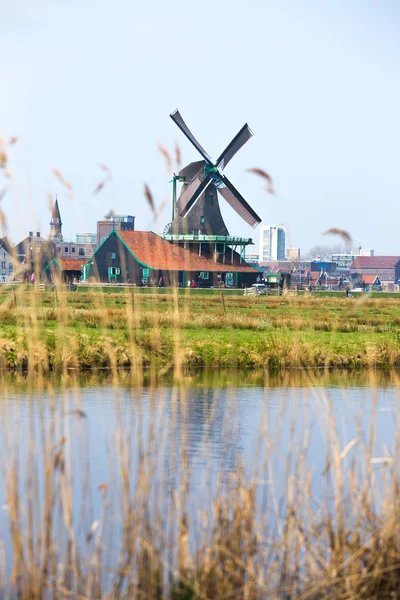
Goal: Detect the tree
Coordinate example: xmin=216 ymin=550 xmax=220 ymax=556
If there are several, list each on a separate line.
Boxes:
xmin=305 ymin=244 xmax=345 ymax=261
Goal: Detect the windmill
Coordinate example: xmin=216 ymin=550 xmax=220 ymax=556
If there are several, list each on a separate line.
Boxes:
xmin=167 ymin=109 xmax=261 ymax=237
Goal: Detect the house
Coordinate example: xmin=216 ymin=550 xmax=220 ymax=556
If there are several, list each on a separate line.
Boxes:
xmin=44 ymin=259 xmax=83 ymax=283
xmin=309 ymin=270 xmax=345 ymax=289
xmin=13 ymin=231 xmax=54 ymax=267
xmin=350 ymin=257 xmax=400 ymax=287
xmin=84 ymin=230 xmax=258 ymax=287
xmin=0 ymin=238 xmax=14 ymax=282
xmin=361 ymin=275 xmax=382 ymax=290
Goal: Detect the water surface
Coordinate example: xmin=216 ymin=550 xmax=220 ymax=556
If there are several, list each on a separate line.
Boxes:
xmin=0 ymin=369 xmax=399 ymax=579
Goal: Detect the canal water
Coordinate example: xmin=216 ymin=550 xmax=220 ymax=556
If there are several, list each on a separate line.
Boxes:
xmin=0 ymin=369 xmax=399 ymax=583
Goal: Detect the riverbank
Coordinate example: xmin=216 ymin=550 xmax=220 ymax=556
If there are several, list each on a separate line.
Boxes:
xmin=0 ymin=287 xmax=400 ymax=371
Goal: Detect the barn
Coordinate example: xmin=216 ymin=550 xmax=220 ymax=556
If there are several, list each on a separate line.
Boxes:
xmin=84 ymin=230 xmax=258 ymax=287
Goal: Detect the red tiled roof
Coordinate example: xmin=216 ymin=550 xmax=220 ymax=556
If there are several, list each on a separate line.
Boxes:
xmin=57 ymin=259 xmax=83 ymax=271
xmin=362 ymin=275 xmax=379 ymax=284
xmin=351 ymin=256 xmax=400 ymax=269
xmin=117 ymin=231 xmax=257 ymax=273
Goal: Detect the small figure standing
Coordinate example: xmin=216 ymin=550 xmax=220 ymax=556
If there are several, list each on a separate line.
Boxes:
xmin=25 ymin=273 xmax=29 ymax=284
xmin=30 ymin=272 xmax=35 ymax=285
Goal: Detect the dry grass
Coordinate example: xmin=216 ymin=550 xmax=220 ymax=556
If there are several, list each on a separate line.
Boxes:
xmin=1 ymin=369 xmax=400 ymax=599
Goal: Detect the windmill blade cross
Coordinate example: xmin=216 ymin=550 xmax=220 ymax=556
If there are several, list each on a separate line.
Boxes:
xmin=176 ymin=172 xmax=213 ymax=217
xmin=217 ymin=175 xmax=261 ymax=228
xmin=170 ymin=109 xmax=213 ymax=165
xmin=216 ymin=124 xmax=253 ymax=171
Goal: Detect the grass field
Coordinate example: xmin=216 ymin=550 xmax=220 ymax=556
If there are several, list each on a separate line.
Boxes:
xmin=0 ymin=285 xmax=399 ymax=371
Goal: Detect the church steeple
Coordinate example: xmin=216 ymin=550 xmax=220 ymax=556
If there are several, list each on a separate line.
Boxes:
xmin=49 ymin=196 xmax=63 ymax=242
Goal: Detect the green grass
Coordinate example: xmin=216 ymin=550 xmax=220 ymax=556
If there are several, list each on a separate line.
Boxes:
xmin=0 ymin=287 xmax=399 ymax=370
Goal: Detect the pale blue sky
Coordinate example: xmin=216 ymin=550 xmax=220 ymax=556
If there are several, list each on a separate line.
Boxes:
xmin=1 ymin=0 xmax=399 ymax=253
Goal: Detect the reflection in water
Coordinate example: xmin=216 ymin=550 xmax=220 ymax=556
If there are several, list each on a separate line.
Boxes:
xmin=0 ymin=368 xmax=399 ymax=589
xmin=2 ymin=366 xmax=400 ymax=393
xmin=1 ymin=369 xmax=398 ymax=502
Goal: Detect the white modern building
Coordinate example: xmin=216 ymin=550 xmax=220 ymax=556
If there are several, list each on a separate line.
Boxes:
xmin=259 ymin=225 xmax=286 ymax=262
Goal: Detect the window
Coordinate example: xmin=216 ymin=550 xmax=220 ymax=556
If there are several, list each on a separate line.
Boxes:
xmin=209 ymin=194 xmax=213 ymax=204
xmin=111 ymin=252 xmax=116 ymax=259
xmin=1 ymin=262 xmax=5 ymax=269
xmin=9 ymin=264 xmax=12 ymax=271
xmin=71 ymin=247 xmax=76 ymax=253
xmin=57 ymin=247 xmax=61 ymax=253
xmin=200 ymin=272 xmax=209 ymax=280
xmin=200 ymin=216 xmax=205 ymax=224
xmin=64 ymin=247 xmax=68 ymax=253
xmin=78 ymin=248 xmax=85 ymax=256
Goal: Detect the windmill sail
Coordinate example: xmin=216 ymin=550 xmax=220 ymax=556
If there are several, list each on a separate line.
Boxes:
xmin=176 ymin=172 xmax=213 ymax=217
xmin=169 ymin=109 xmax=260 ymax=235
xmin=216 ymin=124 xmax=253 ymax=171
xmin=170 ymin=110 xmax=213 ymax=165
xmin=217 ymin=176 xmax=261 ymax=228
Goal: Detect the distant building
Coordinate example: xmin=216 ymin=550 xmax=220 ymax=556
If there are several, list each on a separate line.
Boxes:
xmin=331 ymin=247 xmax=375 ymax=271
xmin=76 ymin=233 xmax=97 ymax=245
xmin=0 ymin=238 xmax=14 ymax=282
xmin=287 ymin=247 xmax=300 ymax=261
xmin=359 ymin=247 xmax=375 ymax=257
xmin=14 ymin=200 xmax=100 ymax=272
xmin=310 ymin=260 xmax=337 ymax=274
xmin=244 ymin=253 xmax=260 ymax=269
xmin=13 ymin=231 xmax=52 ymax=267
xmin=50 ymin=201 xmax=97 ymax=258
xmin=332 ymin=253 xmax=357 ymax=270
xmin=55 ymin=240 xmax=97 ymax=260
xmin=259 ymin=225 xmax=286 ymax=262
xmin=350 ymin=256 xmax=400 ymax=287
xmin=260 ymin=259 xmax=310 ymax=270
xmin=97 ymin=215 xmax=135 ymax=245
xmin=332 ymin=248 xmax=375 ymax=271
xmin=49 ymin=198 xmax=63 ymax=243
xmin=245 ymin=253 xmax=259 ymax=262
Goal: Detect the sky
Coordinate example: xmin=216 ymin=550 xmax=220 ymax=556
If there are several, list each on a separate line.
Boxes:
xmin=1 ymin=0 xmax=400 ymax=255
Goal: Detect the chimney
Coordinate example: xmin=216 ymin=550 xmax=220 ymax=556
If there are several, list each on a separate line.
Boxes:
xmin=29 ymin=231 xmax=33 ymax=238
xmin=36 ymin=232 xmax=40 ymax=238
